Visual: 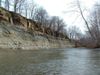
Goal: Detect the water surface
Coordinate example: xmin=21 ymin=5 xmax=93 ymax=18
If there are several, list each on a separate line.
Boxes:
xmin=0 ymin=48 xmax=100 ymax=75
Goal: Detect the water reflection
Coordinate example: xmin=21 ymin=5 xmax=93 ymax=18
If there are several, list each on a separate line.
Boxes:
xmin=0 ymin=48 xmax=100 ymax=75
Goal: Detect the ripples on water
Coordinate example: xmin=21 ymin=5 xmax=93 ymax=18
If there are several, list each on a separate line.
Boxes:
xmin=0 ymin=48 xmax=100 ymax=75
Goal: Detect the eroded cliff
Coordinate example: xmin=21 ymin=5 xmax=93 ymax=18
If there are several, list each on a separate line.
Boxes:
xmin=0 ymin=7 xmax=74 ymax=50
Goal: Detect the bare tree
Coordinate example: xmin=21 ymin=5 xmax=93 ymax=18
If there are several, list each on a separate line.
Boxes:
xmin=47 ymin=16 xmax=66 ymax=37
xmin=67 ymin=26 xmax=81 ymax=40
xmin=17 ymin=0 xmax=27 ymax=15
xmin=34 ymin=7 xmax=48 ymax=25
xmin=24 ymin=3 xmax=28 ymax=17
xmin=74 ymin=1 xmax=100 ymax=47
xmin=88 ymin=3 xmax=100 ymax=47
xmin=5 ymin=0 xmax=10 ymax=10
xmin=56 ymin=18 xmax=66 ymax=33
xmin=64 ymin=0 xmax=100 ymax=47
xmin=76 ymin=0 xmax=95 ymax=40
xmin=46 ymin=16 xmax=58 ymax=36
xmin=0 ymin=0 xmax=2 ymax=7
xmin=29 ymin=3 xmax=37 ymax=19
xmin=48 ymin=16 xmax=58 ymax=33
xmin=12 ymin=0 xmax=25 ymax=13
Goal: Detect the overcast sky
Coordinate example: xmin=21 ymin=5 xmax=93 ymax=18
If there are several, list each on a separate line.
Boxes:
xmin=34 ymin=0 xmax=97 ymax=32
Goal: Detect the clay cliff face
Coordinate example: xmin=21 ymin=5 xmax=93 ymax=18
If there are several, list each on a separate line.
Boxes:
xmin=0 ymin=7 xmax=74 ymax=50
xmin=0 ymin=7 xmax=68 ymax=39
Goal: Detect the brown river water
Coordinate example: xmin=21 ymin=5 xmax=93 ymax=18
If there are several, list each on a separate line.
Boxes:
xmin=0 ymin=48 xmax=100 ymax=75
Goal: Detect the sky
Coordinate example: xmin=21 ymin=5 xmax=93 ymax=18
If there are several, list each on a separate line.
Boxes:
xmin=34 ymin=0 xmax=97 ymax=33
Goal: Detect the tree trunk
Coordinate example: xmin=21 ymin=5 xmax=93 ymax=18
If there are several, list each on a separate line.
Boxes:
xmin=0 ymin=0 xmax=2 ymax=7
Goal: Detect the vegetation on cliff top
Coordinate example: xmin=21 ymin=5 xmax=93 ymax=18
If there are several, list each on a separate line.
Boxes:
xmin=0 ymin=0 xmax=69 ymax=40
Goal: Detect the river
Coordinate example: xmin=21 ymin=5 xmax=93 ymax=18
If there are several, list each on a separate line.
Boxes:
xmin=0 ymin=48 xmax=100 ymax=75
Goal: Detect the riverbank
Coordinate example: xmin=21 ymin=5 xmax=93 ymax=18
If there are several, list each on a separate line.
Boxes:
xmin=0 ymin=7 xmax=74 ymax=50
xmin=0 ymin=22 xmax=74 ymax=50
